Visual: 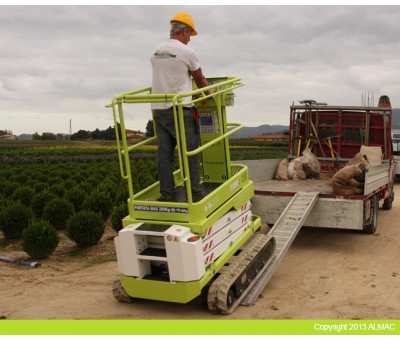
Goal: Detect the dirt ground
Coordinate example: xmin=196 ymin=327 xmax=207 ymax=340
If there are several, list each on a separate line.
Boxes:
xmin=1 ymin=182 xmax=400 ymax=320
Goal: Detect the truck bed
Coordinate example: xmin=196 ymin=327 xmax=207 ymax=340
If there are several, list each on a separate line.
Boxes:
xmin=235 ymin=159 xmax=334 ymax=196
xmin=235 ymin=159 xmax=391 ymax=230
xmin=236 ymin=158 xmax=389 ymax=197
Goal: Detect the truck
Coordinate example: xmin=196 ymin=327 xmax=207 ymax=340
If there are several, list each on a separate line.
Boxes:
xmin=248 ymin=97 xmax=396 ymax=235
xmin=392 ymin=129 xmax=400 ymax=176
xmin=107 ymin=78 xmax=395 ymax=313
xmin=226 ymin=97 xmax=396 ymax=307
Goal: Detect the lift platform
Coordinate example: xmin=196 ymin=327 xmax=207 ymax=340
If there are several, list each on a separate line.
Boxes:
xmin=107 ymin=75 xmax=327 ymax=314
xmin=107 ymin=77 xmax=266 ymax=310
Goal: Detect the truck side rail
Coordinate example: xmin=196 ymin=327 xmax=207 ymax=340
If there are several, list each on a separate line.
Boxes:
xmin=290 ymin=104 xmax=392 ymax=111
xmin=364 ymin=162 xmax=390 ymax=195
xmin=289 ymin=103 xmax=393 ymax=175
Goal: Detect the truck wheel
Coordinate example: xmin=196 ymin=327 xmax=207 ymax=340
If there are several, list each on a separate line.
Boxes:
xmin=363 ymin=195 xmax=378 ymax=234
xmin=112 ymin=275 xmax=134 ymax=303
xmin=383 ymin=191 xmax=394 ymax=210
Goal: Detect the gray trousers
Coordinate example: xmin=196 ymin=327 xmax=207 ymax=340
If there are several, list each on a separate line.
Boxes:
xmin=153 ymin=108 xmax=200 ymax=198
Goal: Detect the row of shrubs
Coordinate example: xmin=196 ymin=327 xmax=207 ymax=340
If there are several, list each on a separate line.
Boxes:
xmin=0 ymin=157 xmax=158 ymax=260
xmin=0 ymin=143 xmax=288 ymax=260
xmin=0 ymin=199 xmax=109 ymax=259
xmin=0 ymin=150 xmax=157 ymax=165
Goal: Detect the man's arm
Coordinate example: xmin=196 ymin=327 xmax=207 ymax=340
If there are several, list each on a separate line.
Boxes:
xmin=191 ymin=68 xmax=212 ymax=96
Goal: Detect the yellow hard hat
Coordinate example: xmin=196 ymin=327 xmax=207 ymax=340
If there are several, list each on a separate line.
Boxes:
xmin=170 ymin=12 xmax=198 ymax=36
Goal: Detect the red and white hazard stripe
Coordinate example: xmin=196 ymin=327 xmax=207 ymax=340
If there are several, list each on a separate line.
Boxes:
xmin=203 ymin=239 xmax=214 ymax=252
xmin=205 ymin=226 xmax=213 ymax=237
xmin=204 ymin=252 xmax=214 ymax=266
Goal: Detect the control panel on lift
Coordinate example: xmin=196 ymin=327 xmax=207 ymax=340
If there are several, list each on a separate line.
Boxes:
xmin=192 ymin=77 xmax=236 ymax=183
xmin=199 ymin=112 xmax=219 ymax=135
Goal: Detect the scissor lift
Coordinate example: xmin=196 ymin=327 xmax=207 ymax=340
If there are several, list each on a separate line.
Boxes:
xmin=107 ymin=77 xmax=276 ymax=313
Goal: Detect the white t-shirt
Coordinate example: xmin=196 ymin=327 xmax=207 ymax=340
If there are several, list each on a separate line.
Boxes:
xmin=151 ymin=39 xmax=201 ymax=110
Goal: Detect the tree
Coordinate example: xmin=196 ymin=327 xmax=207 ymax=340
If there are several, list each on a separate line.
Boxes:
xmin=32 ymin=132 xmax=41 ymax=140
xmin=145 ymin=119 xmax=154 ymax=137
xmin=34 ymin=124 xmax=121 ymax=141
xmin=41 ymin=132 xmax=57 ymax=140
xmin=71 ymin=129 xmax=90 ymax=140
xmin=104 ymin=126 xmax=116 ymax=140
xmin=91 ymin=128 xmax=102 ymax=140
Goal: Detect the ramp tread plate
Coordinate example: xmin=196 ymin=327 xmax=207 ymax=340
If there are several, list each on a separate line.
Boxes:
xmin=240 ymin=191 xmax=319 ymax=306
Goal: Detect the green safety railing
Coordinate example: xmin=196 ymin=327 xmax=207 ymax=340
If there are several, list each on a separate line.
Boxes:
xmin=106 ymin=77 xmax=244 ymax=205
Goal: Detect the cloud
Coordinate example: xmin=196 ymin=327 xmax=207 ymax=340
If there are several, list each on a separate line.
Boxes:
xmin=1 ymin=5 xmax=400 ymax=135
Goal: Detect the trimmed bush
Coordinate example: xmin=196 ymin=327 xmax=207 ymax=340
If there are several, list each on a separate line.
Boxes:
xmin=138 ymin=169 xmax=156 ymax=190
xmin=63 ymin=179 xmax=76 ymax=190
xmin=34 ymin=174 xmax=49 ymax=183
xmin=11 ymin=186 xmax=35 ymax=206
xmin=66 ymin=211 xmax=105 ymax=247
xmin=15 ymin=173 xmax=29 ymax=184
xmin=33 ymin=182 xmax=48 ymax=193
xmin=72 ymin=172 xmax=86 ymax=184
xmin=65 ymin=187 xmax=88 ymax=212
xmin=111 ymin=203 xmax=128 ymax=232
xmin=83 ymin=189 xmax=112 ymax=220
xmin=43 ymin=197 xmax=74 ymax=230
xmin=115 ymin=184 xmax=129 ymax=205
xmin=47 ymin=176 xmax=62 ymax=186
xmin=2 ymin=181 xmax=19 ymax=197
xmin=31 ymin=190 xmax=57 ymax=218
xmin=0 ymin=202 xmax=33 ymax=239
xmin=98 ymin=179 xmax=117 ymax=199
xmin=49 ymin=183 xmax=66 ymax=197
xmin=86 ymin=176 xmax=99 ymax=188
xmin=0 ymin=197 xmax=7 ymax=212
xmin=22 ymin=220 xmax=59 ymax=259
xmin=79 ymin=182 xmax=94 ymax=194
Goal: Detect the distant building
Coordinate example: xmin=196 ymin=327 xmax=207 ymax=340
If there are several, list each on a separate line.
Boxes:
xmin=0 ymin=130 xmax=16 ymax=140
xmin=0 ymin=130 xmax=10 ymax=136
xmin=126 ymin=129 xmax=144 ymax=143
xmin=249 ymin=134 xmax=288 ymax=141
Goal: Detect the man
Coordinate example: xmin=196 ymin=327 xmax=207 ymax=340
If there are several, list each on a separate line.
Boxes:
xmin=151 ymin=12 xmax=211 ymax=202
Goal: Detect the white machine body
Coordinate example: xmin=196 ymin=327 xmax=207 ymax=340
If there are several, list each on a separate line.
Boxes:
xmin=114 ymin=201 xmax=253 ymax=282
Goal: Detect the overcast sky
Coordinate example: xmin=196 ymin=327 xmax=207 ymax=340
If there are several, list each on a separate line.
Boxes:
xmin=2 ymin=5 xmax=400 ymax=135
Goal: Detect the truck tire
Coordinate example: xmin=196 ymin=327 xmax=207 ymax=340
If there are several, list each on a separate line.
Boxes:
xmin=363 ymin=195 xmax=378 ymax=234
xmin=383 ymin=191 xmax=394 ymax=210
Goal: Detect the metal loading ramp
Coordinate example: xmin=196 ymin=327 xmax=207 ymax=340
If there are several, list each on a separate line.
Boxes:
xmin=241 ymin=191 xmax=320 ymax=306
